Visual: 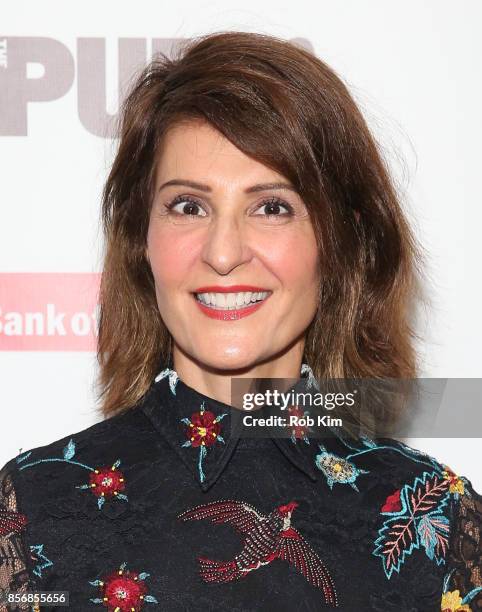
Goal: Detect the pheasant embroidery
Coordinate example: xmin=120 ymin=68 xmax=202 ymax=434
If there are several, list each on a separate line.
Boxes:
xmin=0 ymin=507 xmax=27 ymax=536
xmin=178 ymin=499 xmax=338 ymax=607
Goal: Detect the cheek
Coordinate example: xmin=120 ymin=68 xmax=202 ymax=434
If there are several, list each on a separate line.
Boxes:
xmin=263 ymin=228 xmax=319 ymax=292
xmin=147 ymin=224 xmax=198 ymax=288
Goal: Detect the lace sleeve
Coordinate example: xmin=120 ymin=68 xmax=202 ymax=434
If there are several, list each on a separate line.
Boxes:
xmin=442 ymin=476 xmax=482 ymax=611
xmin=0 ymin=460 xmax=35 ymax=612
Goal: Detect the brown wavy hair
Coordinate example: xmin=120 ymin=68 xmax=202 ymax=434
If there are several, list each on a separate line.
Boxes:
xmin=95 ymin=30 xmax=426 ymax=423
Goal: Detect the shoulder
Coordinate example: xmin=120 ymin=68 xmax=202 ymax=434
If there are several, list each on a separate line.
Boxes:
xmin=359 ymin=436 xmax=482 ymax=607
xmin=1 ymin=403 xmax=158 ymax=499
xmin=352 ymin=435 xmax=480 ymax=508
xmin=311 ymin=432 xmax=479 ymax=532
xmin=367 ymin=436 xmax=480 ymax=509
xmin=313 ymin=432 xmax=459 ymax=487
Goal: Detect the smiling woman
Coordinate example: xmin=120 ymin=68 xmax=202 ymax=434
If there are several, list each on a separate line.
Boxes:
xmin=144 ymin=119 xmax=319 ymax=371
xmin=0 ymin=30 xmax=480 ymax=612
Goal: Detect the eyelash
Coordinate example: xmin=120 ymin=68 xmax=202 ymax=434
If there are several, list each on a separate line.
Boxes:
xmin=164 ymin=195 xmax=295 ymax=217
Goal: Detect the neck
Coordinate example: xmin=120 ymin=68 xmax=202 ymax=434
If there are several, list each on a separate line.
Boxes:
xmin=171 ymin=342 xmax=305 ymax=407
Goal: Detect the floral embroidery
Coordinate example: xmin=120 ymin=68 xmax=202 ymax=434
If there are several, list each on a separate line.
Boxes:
xmin=441 ymin=589 xmax=471 ymax=611
xmin=380 ymin=489 xmax=402 ymax=513
xmin=89 ymin=561 xmax=158 ymax=611
xmin=313 ymin=435 xmax=466 ymax=581
xmin=441 ymin=568 xmax=482 ymax=610
xmin=18 ymin=439 xmax=127 ymax=510
xmin=284 ymin=362 xmax=317 ymax=445
xmin=178 ymin=498 xmax=338 ymax=607
xmin=286 ymin=405 xmax=312 ymax=444
xmin=442 ymin=467 xmax=466 ymax=499
xmin=30 ymin=544 xmax=53 ymax=578
xmin=180 ymin=401 xmax=227 ymax=483
xmin=373 ymin=470 xmax=451 ymax=578
xmin=315 ymin=443 xmax=369 ymax=491
xmin=154 ymin=367 xmax=179 ymax=395
xmin=327 ymin=437 xmax=481 ymax=583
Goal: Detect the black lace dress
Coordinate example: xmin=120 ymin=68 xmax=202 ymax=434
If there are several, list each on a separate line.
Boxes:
xmin=0 ymin=362 xmax=481 ymax=611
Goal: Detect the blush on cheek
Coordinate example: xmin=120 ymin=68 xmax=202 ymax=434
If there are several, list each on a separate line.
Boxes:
xmin=263 ymin=233 xmax=318 ymax=290
xmin=147 ymin=225 xmax=201 ymax=288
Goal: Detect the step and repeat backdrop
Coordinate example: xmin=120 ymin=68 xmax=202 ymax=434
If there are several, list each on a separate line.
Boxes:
xmin=1 ymin=1 xmax=481 ymax=489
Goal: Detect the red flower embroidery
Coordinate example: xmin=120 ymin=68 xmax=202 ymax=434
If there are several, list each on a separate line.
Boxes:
xmin=287 ymin=405 xmax=308 ymax=440
xmin=381 ymin=489 xmax=402 ymax=513
xmin=181 ymin=401 xmax=228 ymax=483
xmin=102 ymin=570 xmax=147 ymax=611
xmin=19 ymin=439 xmax=129 ymax=511
xmin=89 ymin=467 xmax=125 ymax=498
xmin=185 ymin=410 xmax=221 ymax=447
xmin=77 ymin=459 xmax=128 ymax=509
xmin=89 ymin=562 xmax=158 ymax=610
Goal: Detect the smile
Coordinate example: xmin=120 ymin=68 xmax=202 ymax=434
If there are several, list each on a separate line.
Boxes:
xmin=192 ymin=290 xmax=272 ymax=321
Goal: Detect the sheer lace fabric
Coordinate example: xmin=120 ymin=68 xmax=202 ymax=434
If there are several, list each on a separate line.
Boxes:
xmin=448 ymin=481 xmax=482 ymax=610
xmin=0 ymin=465 xmax=32 ymax=612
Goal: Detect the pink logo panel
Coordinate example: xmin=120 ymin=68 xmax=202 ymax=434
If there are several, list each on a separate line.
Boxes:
xmin=0 ymin=273 xmax=101 ymax=351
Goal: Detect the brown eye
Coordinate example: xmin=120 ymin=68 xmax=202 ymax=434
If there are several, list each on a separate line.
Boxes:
xmin=253 ymin=197 xmax=294 ymax=217
xmin=166 ymin=196 xmax=207 ymax=217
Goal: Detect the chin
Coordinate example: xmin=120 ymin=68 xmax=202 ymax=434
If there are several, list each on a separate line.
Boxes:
xmin=194 ymin=348 xmax=262 ymax=373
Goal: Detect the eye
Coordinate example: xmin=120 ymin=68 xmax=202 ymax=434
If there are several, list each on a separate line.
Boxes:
xmin=252 ymin=197 xmax=294 ymax=217
xmin=165 ymin=195 xmax=207 ymax=217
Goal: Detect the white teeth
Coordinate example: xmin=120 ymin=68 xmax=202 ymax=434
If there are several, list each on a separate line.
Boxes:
xmin=195 ymin=291 xmax=270 ymax=310
xmin=216 ymin=293 xmax=226 ymax=307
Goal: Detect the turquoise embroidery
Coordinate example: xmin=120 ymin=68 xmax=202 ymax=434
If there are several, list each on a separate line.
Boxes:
xmin=18 ymin=439 xmax=127 ymax=510
xmin=372 ymin=470 xmax=450 ymax=578
xmin=30 ymin=544 xmax=53 ymax=578
xmin=310 ymin=433 xmax=470 ymax=580
xmin=315 ymin=443 xmax=369 ymax=491
xmin=15 ymin=451 xmax=32 ymax=464
xmin=441 ymin=568 xmax=482 ymax=609
xmin=154 ymin=367 xmax=179 ymax=395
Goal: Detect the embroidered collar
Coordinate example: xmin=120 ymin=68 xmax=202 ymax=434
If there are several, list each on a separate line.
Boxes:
xmin=141 ymin=361 xmax=321 ymax=492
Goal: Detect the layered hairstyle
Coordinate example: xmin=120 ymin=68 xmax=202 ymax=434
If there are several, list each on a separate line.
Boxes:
xmin=96 ymin=30 xmax=425 ymax=422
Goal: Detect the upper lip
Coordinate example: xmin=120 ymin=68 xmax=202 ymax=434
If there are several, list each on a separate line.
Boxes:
xmin=193 ymin=285 xmax=271 ymax=293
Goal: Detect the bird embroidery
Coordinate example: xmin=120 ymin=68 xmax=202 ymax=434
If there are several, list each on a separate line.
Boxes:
xmin=0 ymin=506 xmax=27 ymax=536
xmin=178 ymin=499 xmax=338 ymax=607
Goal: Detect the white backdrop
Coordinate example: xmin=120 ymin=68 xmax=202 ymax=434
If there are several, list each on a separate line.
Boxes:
xmin=1 ymin=1 xmax=481 ymax=490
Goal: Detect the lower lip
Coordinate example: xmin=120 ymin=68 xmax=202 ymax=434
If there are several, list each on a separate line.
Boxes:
xmin=192 ymin=294 xmax=271 ymax=320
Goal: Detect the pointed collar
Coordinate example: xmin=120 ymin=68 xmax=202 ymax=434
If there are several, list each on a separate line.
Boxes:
xmin=141 ymin=361 xmax=320 ymax=492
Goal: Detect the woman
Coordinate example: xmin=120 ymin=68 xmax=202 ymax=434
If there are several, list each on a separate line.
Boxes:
xmin=0 ymin=31 xmax=480 ymax=612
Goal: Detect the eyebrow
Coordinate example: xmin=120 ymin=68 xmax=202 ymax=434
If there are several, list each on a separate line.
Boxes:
xmin=158 ymin=179 xmax=297 ymax=194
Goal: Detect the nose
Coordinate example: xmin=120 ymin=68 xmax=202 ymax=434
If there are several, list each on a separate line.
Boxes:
xmin=200 ymin=214 xmax=252 ymax=275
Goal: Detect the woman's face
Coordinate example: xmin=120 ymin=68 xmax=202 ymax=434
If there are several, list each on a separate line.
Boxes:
xmin=146 ymin=119 xmax=320 ymax=370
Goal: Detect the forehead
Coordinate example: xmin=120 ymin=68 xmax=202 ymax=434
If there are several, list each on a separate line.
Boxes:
xmin=155 ymin=119 xmax=284 ymax=185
